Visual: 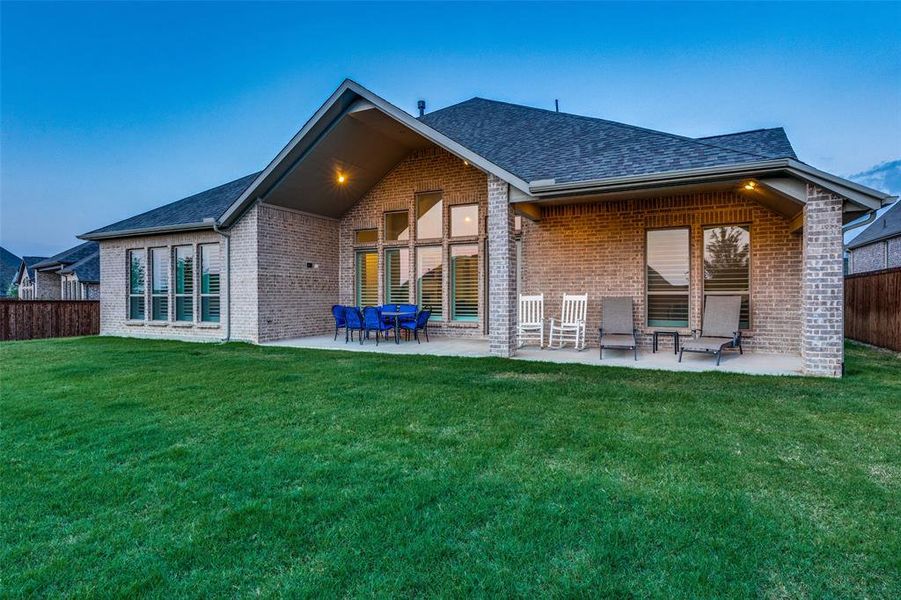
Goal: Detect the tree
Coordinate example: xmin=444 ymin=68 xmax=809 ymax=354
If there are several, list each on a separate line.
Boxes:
xmin=704 ymin=227 xmax=749 ymax=283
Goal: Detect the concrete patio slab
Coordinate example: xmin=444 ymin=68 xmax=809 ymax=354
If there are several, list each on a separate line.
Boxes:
xmin=264 ymin=334 xmax=805 ymax=376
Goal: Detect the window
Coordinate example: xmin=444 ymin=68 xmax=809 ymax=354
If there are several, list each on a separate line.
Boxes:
xmin=417 ymin=247 xmax=443 ymax=320
xmin=416 ymin=192 xmax=443 ymax=239
xmin=450 ymin=245 xmax=478 ymax=321
xmin=150 ymin=247 xmax=169 ymax=321
xmin=646 ymin=228 xmax=689 ymax=328
xmin=127 ymin=249 xmax=145 ymax=320
xmin=355 ymin=229 xmax=377 ymax=244
xmin=704 ymin=225 xmax=750 ymax=329
xmin=384 ymin=248 xmax=410 ymax=304
xmin=356 ymin=250 xmax=378 ymax=306
xmin=384 ymin=211 xmax=409 ymax=241
xmin=199 ymin=244 xmax=220 ymax=322
xmin=450 ymin=204 xmax=478 ymax=237
xmin=174 ymin=246 xmax=194 ymax=322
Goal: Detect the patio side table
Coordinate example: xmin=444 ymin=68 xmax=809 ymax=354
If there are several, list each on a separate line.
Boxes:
xmin=652 ymin=330 xmax=680 ymax=354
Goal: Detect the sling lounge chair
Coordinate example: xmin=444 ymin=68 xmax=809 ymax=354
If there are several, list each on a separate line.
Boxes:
xmin=599 ymin=297 xmax=638 ymax=360
xmin=679 ymin=295 xmax=743 ymax=366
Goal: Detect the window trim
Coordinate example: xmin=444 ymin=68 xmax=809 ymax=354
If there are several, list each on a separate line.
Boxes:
xmin=149 ymin=246 xmax=170 ymax=321
xmin=173 ymin=245 xmax=195 ymax=323
xmin=644 ymin=226 xmax=691 ymax=330
xmin=416 ymin=245 xmax=444 ymax=321
xmin=384 ymin=247 xmax=411 ymax=305
xmin=354 ymin=228 xmax=378 ymax=246
xmin=702 ymin=223 xmax=752 ymax=330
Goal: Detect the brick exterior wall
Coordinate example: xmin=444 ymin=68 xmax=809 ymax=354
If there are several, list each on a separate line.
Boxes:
xmin=257 ymin=204 xmax=339 ymax=342
xmin=801 ymin=187 xmax=844 ymax=377
xmin=34 ymin=269 xmax=61 ymax=300
xmin=849 ymin=236 xmax=901 ymax=273
xmin=520 ymin=191 xmax=802 ymax=354
xmin=338 ymin=147 xmax=488 ymax=337
xmin=99 ymin=230 xmax=231 ymax=342
xmin=487 ymin=174 xmax=516 ymax=357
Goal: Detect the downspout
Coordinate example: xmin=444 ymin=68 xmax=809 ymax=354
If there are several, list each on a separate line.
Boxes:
xmin=211 ymin=219 xmax=231 ymax=342
xmin=842 ymin=210 xmax=877 ymax=234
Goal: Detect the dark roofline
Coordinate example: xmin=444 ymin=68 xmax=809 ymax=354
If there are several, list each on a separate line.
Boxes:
xmin=696 ymin=127 xmax=783 ymax=140
xmin=847 ymin=201 xmax=901 ymax=249
xmin=81 ymin=220 xmax=216 ymax=241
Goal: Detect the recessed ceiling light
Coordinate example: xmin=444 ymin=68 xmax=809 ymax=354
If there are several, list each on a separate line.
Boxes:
xmin=744 ymin=181 xmax=756 ymax=190
xmin=337 ymin=174 xmax=346 ymax=184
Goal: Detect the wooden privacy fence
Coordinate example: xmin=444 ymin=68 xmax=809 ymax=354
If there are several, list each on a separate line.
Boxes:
xmin=0 ymin=300 xmax=100 ymax=341
xmin=844 ymin=267 xmax=901 ymax=352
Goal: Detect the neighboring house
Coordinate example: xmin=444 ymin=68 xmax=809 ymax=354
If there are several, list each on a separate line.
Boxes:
xmin=28 ymin=242 xmax=100 ymax=300
xmin=13 ymin=256 xmax=48 ymax=300
xmin=1 ymin=246 xmax=22 ymax=297
xmin=846 ymin=201 xmax=901 ymax=274
xmin=80 ymin=80 xmax=894 ymax=377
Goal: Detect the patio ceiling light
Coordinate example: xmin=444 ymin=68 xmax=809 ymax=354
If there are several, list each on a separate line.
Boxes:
xmin=744 ymin=181 xmax=756 ymax=191
xmin=337 ymin=173 xmax=347 ymax=184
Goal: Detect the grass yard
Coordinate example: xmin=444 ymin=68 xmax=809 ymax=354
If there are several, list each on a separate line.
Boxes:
xmin=2 ymin=337 xmax=899 ymax=598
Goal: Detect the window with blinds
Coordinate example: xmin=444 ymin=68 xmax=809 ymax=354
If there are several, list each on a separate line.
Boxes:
xmin=704 ymin=225 xmax=750 ymax=329
xmin=174 ymin=245 xmax=194 ymax=322
xmin=646 ymin=228 xmax=689 ymax=328
xmin=417 ymin=247 xmax=443 ymax=320
xmin=150 ymin=247 xmax=169 ymax=321
xmin=416 ymin=192 xmax=443 ymax=239
xmin=127 ymin=249 xmax=145 ymax=320
xmin=450 ymin=245 xmax=478 ymax=321
xmin=200 ymin=243 xmax=220 ymax=322
xmin=356 ymin=250 xmax=378 ymax=306
xmin=384 ymin=248 xmax=410 ymax=304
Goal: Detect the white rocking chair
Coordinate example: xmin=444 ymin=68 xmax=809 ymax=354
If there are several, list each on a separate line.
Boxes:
xmin=517 ymin=294 xmax=545 ymax=348
xmin=548 ymin=293 xmax=588 ymax=350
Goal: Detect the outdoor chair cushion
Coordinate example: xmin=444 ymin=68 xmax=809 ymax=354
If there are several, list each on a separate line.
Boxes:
xmin=600 ymin=333 xmax=636 ymax=348
xmin=681 ymin=336 xmax=733 ymax=353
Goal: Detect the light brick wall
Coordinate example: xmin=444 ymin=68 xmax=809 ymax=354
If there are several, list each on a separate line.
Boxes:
xmin=801 ymin=186 xmax=844 ymax=377
xmin=338 ymin=146 xmax=488 ymax=337
xmin=99 ymin=230 xmax=230 ymax=342
xmin=849 ymin=242 xmax=886 ymax=274
xmin=257 ymin=204 xmax=339 ymax=342
xmin=487 ymin=174 xmax=516 ymax=357
xmin=34 ymin=269 xmax=61 ymax=300
xmin=520 ymin=191 xmax=803 ymax=354
xmin=889 ymin=237 xmax=901 ymax=268
xmin=229 ymin=204 xmax=260 ymax=342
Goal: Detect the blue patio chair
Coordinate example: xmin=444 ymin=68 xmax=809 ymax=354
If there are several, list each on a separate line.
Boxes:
xmin=344 ymin=306 xmax=365 ymax=344
xmin=362 ymin=306 xmax=393 ymax=345
xmin=331 ymin=305 xmax=347 ymax=340
xmin=381 ymin=303 xmax=399 ymax=326
xmin=400 ymin=308 xmax=431 ymax=343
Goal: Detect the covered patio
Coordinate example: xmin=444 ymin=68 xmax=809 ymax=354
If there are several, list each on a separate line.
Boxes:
xmin=264 ymin=334 xmax=804 ymax=376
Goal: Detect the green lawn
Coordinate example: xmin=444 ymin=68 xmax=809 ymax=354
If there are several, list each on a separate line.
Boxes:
xmin=2 ymin=338 xmax=899 ymax=598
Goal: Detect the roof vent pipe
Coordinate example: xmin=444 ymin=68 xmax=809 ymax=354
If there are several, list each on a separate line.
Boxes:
xmin=417 ymin=100 xmax=426 ymax=117
xmin=555 ymin=99 xmax=559 ymax=113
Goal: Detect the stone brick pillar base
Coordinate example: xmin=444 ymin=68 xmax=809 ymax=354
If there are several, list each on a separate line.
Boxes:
xmin=487 ymin=174 xmax=516 ymax=357
xmin=802 ymin=186 xmax=844 ymax=377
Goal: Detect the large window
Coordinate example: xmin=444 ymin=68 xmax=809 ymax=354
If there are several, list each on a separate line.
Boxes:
xmin=384 ymin=211 xmax=409 ymax=241
xmin=150 ymin=247 xmax=169 ymax=321
xmin=174 ymin=246 xmax=194 ymax=322
xmin=127 ymin=249 xmax=145 ymax=320
xmin=704 ymin=225 xmax=750 ymax=329
xmin=646 ymin=228 xmax=689 ymax=328
xmin=417 ymin=247 xmax=443 ymax=320
xmin=450 ymin=204 xmax=478 ymax=237
xmin=416 ymin=192 xmax=443 ymax=239
xmin=356 ymin=250 xmax=378 ymax=306
xmin=450 ymin=245 xmax=478 ymax=321
xmin=199 ymin=244 xmax=220 ymax=322
xmin=384 ymin=248 xmax=410 ymax=304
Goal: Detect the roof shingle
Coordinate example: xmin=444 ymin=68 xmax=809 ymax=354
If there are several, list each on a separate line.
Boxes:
xmin=847 ymin=201 xmax=901 ymax=249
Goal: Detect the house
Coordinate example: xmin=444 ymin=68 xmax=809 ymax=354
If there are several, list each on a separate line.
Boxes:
xmin=13 ymin=255 xmax=48 ymax=300
xmin=27 ymin=242 xmax=100 ymax=300
xmin=80 ymin=80 xmax=894 ymax=377
xmin=846 ymin=201 xmax=900 ymax=273
xmin=1 ymin=247 xmax=22 ymax=297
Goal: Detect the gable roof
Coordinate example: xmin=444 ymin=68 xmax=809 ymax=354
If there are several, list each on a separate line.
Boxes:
xmin=697 ymin=128 xmax=797 ymax=160
xmin=17 ymin=256 xmax=47 ymax=282
xmin=419 ymin=98 xmax=790 ymax=185
xmin=81 ymin=80 xmax=892 ymax=240
xmin=82 ymin=173 xmax=259 ymax=239
xmin=1 ymin=246 xmax=21 ymax=295
xmin=32 ymin=241 xmax=99 ymax=271
xmin=847 ymin=201 xmax=901 ymax=249
xmin=59 ymin=251 xmax=100 ymax=283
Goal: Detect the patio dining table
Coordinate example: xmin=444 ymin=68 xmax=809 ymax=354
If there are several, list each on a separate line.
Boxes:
xmin=381 ymin=309 xmax=416 ymax=344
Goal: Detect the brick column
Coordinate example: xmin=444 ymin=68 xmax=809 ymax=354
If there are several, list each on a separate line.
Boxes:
xmin=802 ymin=186 xmax=844 ymax=377
xmin=487 ymin=174 xmax=516 ymax=357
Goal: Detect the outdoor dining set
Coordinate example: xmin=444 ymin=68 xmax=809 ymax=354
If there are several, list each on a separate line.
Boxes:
xmin=518 ymin=292 xmax=744 ymax=366
xmin=331 ymin=304 xmax=432 ymax=345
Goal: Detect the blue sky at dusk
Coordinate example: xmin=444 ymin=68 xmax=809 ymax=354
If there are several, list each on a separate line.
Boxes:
xmin=2 ymin=1 xmax=899 ymax=256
